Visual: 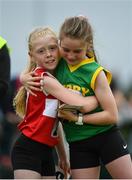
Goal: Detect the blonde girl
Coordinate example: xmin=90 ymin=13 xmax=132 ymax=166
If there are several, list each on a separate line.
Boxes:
xmin=11 ymin=26 xmax=98 ymax=179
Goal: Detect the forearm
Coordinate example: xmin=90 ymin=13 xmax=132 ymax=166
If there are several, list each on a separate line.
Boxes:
xmin=20 ymin=71 xmax=27 ymax=84
xmin=19 ymin=65 xmax=30 ymax=84
xmin=83 ymin=110 xmax=118 ymax=125
xmin=55 ymin=122 xmax=67 ymax=160
xmin=58 ymin=109 xmax=118 ymax=125
xmin=81 ymin=96 xmax=98 ymax=113
xmin=43 ymin=76 xmax=98 ymax=107
xmin=19 ymin=61 xmax=35 ymax=84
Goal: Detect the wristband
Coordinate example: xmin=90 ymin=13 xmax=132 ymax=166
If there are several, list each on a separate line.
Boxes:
xmin=75 ymin=113 xmax=83 ymax=125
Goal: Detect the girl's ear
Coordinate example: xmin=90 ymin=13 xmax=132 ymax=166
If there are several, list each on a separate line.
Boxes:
xmin=86 ymin=40 xmax=94 ymax=56
xmin=87 ymin=41 xmax=93 ymax=51
xmin=28 ymin=51 xmax=34 ymax=60
xmin=28 ymin=51 xmax=35 ymax=63
xmin=86 ymin=50 xmax=94 ymax=58
xmin=28 ymin=51 xmax=31 ymax=57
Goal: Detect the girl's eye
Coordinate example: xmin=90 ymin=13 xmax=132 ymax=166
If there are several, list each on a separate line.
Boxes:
xmin=37 ymin=49 xmax=45 ymax=54
xmin=74 ymin=50 xmax=82 ymax=53
xmin=36 ymin=45 xmax=58 ymax=54
xmin=62 ymin=47 xmax=70 ymax=52
xmin=49 ymin=45 xmax=57 ymax=50
xmin=61 ymin=46 xmax=83 ymax=54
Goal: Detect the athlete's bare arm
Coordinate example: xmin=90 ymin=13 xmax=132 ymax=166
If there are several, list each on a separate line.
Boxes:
xmin=42 ymin=75 xmax=98 ymax=112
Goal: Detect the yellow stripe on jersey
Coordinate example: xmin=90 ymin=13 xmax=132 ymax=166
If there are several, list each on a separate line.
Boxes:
xmin=105 ymin=69 xmax=112 ymax=85
xmin=91 ymin=67 xmax=112 ymax=90
xmin=68 ymin=57 xmax=95 ymax=72
xmin=91 ymin=67 xmax=103 ymax=90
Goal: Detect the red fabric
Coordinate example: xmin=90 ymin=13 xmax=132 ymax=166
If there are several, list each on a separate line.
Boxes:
xmin=18 ymin=67 xmax=59 ymax=146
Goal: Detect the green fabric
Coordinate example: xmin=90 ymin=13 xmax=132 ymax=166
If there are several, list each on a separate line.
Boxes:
xmin=55 ymin=58 xmax=113 ymax=142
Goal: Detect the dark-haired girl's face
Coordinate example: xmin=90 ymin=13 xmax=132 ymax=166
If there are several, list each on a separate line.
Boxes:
xmin=60 ymin=37 xmax=88 ymax=66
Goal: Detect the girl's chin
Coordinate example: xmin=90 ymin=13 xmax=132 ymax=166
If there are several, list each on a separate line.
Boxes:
xmin=68 ymin=62 xmax=78 ymax=66
xmin=48 ymin=65 xmax=57 ymax=70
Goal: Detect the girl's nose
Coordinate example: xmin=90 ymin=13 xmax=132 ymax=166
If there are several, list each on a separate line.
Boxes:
xmin=67 ymin=53 xmax=75 ymax=60
xmin=45 ymin=49 xmax=51 ymax=57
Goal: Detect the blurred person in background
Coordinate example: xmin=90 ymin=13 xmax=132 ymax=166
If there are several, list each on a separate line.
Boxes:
xmin=0 ymin=75 xmax=23 ymax=179
xmin=111 ymin=78 xmax=132 ymax=154
xmin=0 ymin=36 xmax=10 ymax=100
xmin=0 ymin=36 xmax=12 ymax=178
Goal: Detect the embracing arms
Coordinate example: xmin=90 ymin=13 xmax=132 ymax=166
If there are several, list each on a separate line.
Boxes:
xmin=58 ymin=71 xmax=118 ymax=125
xmin=20 ymin=71 xmax=98 ymax=113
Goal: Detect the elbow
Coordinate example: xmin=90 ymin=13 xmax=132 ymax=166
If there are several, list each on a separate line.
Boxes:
xmin=112 ymin=114 xmax=118 ymax=124
xmin=109 ymin=111 xmax=119 ymax=124
xmin=115 ymin=111 xmax=119 ymax=123
xmin=113 ymin=107 xmax=119 ymax=123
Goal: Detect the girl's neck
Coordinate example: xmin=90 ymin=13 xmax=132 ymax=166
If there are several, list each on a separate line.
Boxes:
xmin=47 ymin=70 xmax=54 ymax=75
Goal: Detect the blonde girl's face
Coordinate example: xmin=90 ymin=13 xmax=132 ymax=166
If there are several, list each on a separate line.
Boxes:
xmin=29 ymin=35 xmax=59 ymax=72
xmin=60 ymin=37 xmax=88 ymax=66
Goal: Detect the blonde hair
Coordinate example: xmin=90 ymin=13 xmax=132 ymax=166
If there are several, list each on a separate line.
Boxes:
xmin=59 ymin=16 xmax=97 ymax=61
xmin=13 ymin=27 xmax=57 ymax=118
xmin=28 ymin=27 xmax=57 ymax=52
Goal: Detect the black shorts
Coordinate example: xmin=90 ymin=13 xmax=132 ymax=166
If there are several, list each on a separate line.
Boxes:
xmin=69 ymin=127 xmax=129 ymax=169
xmin=11 ymin=134 xmax=55 ymax=176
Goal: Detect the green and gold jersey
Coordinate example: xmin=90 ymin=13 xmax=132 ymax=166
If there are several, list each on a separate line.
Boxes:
xmin=55 ymin=57 xmax=114 ymax=142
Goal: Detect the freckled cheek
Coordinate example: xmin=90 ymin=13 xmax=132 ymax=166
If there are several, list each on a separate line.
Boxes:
xmin=35 ymin=56 xmax=43 ymax=63
xmin=62 ymin=53 xmax=68 ymax=59
xmin=63 ymin=50 xmax=72 ymax=57
xmin=78 ymin=52 xmax=86 ymax=59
